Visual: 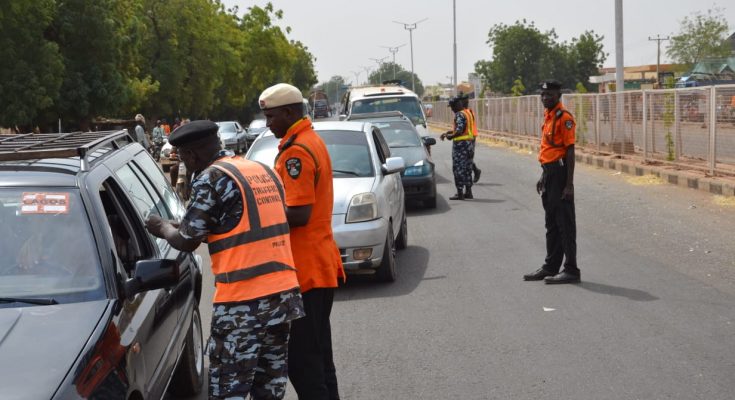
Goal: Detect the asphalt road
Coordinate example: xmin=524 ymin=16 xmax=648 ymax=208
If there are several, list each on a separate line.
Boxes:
xmin=179 ymin=125 xmax=735 ymax=399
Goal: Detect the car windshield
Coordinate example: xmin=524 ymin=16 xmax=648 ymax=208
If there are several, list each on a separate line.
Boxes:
xmin=0 ymin=189 xmax=105 ymax=305
xmin=352 ymin=97 xmax=425 ymax=125
xmin=249 ymin=119 xmax=267 ymax=129
xmin=371 ymin=121 xmax=421 ymax=147
xmin=217 ymin=122 xmax=237 ymax=133
xmin=247 ymin=131 xmax=374 ymax=178
xmin=318 ymin=130 xmax=374 ymax=178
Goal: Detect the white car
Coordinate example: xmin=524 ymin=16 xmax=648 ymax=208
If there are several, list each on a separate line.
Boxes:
xmin=339 ymin=83 xmax=430 ymax=137
xmin=246 ymin=121 xmax=407 ymax=281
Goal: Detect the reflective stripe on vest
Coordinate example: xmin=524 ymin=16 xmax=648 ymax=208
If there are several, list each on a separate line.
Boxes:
xmin=453 ymin=109 xmax=474 ymax=141
xmin=207 ymin=157 xmax=298 ymax=303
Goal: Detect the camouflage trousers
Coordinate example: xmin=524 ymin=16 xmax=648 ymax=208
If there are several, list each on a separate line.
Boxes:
xmin=452 ymin=140 xmax=474 ymax=189
xmin=207 ymin=292 xmax=304 ymax=399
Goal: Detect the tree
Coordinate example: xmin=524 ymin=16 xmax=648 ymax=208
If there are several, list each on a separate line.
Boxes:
xmin=510 ymin=77 xmax=525 ymax=96
xmin=317 ymin=76 xmax=348 ymax=106
xmin=474 ymin=20 xmax=606 ymax=95
xmin=367 ymin=62 xmax=424 ymax=96
xmin=0 ymin=0 xmax=64 ymax=129
xmin=667 ymin=8 xmax=731 ymax=67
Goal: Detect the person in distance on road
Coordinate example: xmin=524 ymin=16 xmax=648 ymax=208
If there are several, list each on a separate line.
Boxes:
xmin=523 ymin=80 xmax=580 ymax=284
xmin=441 ymin=96 xmax=476 ymax=200
xmin=145 ymin=120 xmax=304 ymax=399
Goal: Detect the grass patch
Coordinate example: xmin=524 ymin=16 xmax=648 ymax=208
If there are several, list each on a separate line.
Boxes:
xmin=713 ymin=195 xmax=735 ymax=207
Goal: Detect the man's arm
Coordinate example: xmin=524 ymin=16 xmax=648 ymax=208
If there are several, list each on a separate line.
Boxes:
xmin=286 ymin=204 xmax=313 ymax=227
xmin=562 ymin=145 xmax=575 ymax=200
xmin=145 ymin=215 xmax=202 ymax=252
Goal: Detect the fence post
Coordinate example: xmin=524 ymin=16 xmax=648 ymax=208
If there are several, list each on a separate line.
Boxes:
xmin=709 ymin=86 xmax=716 ymax=175
xmin=642 ymin=91 xmax=648 ymax=161
xmin=595 ymin=95 xmax=600 ymax=152
xmin=674 ymin=91 xmax=680 ymax=160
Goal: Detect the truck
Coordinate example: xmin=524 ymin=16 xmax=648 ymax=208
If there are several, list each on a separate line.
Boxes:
xmin=308 ymin=90 xmax=331 ymax=118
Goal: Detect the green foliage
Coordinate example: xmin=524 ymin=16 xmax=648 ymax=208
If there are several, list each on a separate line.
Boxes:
xmin=0 ymin=0 xmax=317 ymax=130
xmin=666 ymin=7 xmax=730 ymax=67
xmin=662 ymin=93 xmax=676 ymax=161
xmin=0 ymin=0 xmax=63 ymax=129
xmin=317 ymin=76 xmax=348 ymax=104
xmin=474 ymin=20 xmax=606 ymax=95
xmin=367 ymin=62 xmax=424 ymax=96
xmin=510 ymin=77 xmax=525 ymax=96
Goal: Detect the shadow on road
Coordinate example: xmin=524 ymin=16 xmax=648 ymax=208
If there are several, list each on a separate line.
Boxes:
xmin=335 ymin=245 xmax=430 ymax=301
xmin=406 ymin=194 xmax=451 ymax=216
xmin=577 ymin=281 xmax=659 ymax=302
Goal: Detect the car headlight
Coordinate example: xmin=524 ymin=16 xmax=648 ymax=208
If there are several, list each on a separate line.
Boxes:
xmin=346 ymin=192 xmax=377 ymax=223
xmin=403 ymin=160 xmax=432 ymax=176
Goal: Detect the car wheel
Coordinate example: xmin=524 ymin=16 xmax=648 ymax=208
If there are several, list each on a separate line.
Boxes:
xmin=376 ymin=225 xmax=396 ymax=282
xmin=395 ymin=212 xmax=408 ymax=250
xmin=169 ymin=305 xmax=204 ymax=397
xmin=425 ymin=195 xmax=437 ymax=209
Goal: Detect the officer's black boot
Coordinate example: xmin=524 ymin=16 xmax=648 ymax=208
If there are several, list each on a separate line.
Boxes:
xmin=464 ymin=187 xmax=473 ymax=199
xmin=472 ymin=165 xmax=482 ymax=183
xmin=449 ymin=187 xmax=465 ymax=200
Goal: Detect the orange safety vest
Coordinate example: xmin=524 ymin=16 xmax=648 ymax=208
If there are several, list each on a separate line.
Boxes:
xmin=452 ymin=109 xmax=475 ymax=141
xmin=207 ymin=156 xmax=299 ymax=303
xmin=467 ymin=108 xmax=478 ymax=138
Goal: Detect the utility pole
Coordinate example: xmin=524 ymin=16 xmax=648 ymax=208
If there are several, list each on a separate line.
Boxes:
xmin=362 ymin=66 xmax=373 ymax=85
xmin=648 ymin=34 xmax=670 ymax=87
xmin=393 ymin=18 xmax=428 ymax=92
xmin=369 ymin=56 xmax=388 ymax=83
xmin=453 ymin=0 xmax=457 ymax=97
xmin=615 ymin=0 xmax=626 ymax=146
xmin=381 ymin=44 xmax=406 ymax=79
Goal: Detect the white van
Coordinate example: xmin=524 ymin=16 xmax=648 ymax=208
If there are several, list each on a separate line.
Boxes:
xmin=340 ymin=83 xmax=429 ymax=136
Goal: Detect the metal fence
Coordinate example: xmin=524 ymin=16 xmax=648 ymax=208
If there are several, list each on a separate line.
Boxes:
xmin=427 ymin=84 xmax=735 ymax=175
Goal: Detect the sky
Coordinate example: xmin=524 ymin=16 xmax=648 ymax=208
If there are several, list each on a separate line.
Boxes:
xmin=222 ymin=1 xmax=735 ymax=86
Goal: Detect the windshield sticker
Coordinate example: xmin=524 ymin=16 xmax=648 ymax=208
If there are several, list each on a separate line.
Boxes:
xmin=21 ymin=192 xmax=70 ymax=214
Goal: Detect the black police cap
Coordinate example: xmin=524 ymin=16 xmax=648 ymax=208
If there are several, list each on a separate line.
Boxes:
xmin=168 ymin=120 xmax=219 ymax=147
xmin=447 ymin=96 xmax=460 ymax=106
xmin=540 ymin=80 xmax=563 ymax=91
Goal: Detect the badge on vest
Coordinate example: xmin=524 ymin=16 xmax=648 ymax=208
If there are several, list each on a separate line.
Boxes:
xmin=286 ymin=158 xmax=302 ymax=178
xmin=565 ymin=120 xmax=573 ymax=129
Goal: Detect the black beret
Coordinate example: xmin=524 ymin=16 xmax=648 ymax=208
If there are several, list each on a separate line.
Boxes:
xmin=168 ymin=120 xmax=219 ymax=147
xmin=540 ymin=80 xmax=562 ymax=90
xmin=447 ymin=97 xmax=460 ymax=106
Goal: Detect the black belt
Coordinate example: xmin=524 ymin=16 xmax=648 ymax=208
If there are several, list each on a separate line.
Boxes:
xmin=541 ymin=158 xmax=565 ymax=169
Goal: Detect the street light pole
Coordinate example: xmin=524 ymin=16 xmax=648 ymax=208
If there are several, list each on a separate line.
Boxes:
xmin=369 ymin=56 xmax=388 ymax=84
xmin=381 ymin=44 xmax=406 ymax=79
xmin=351 ymin=70 xmax=362 ymax=86
xmin=393 ymin=18 xmax=427 ymax=92
xmin=453 ymin=0 xmax=457 ymax=97
xmin=648 ymin=34 xmax=670 ymax=87
xmin=362 ymin=66 xmax=373 ymax=85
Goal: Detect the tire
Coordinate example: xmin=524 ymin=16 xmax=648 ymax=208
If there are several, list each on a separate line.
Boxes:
xmin=376 ymin=225 xmax=397 ymax=282
xmin=169 ymin=305 xmax=204 ymax=397
xmin=395 ymin=212 xmax=408 ymax=250
xmin=425 ymin=195 xmax=437 ymax=209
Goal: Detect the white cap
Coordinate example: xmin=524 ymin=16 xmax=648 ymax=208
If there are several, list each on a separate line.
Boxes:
xmin=258 ymin=83 xmax=303 ymax=110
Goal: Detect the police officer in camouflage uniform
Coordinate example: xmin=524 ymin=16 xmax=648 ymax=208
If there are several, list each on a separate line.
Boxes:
xmin=441 ymin=97 xmax=475 ymax=200
xmin=145 ymin=120 xmax=304 ymax=399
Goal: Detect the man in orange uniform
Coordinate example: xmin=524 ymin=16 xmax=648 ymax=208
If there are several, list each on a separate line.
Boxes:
xmin=523 ymin=80 xmax=580 ymax=284
xmin=145 ymin=120 xmax=304 ymax=399
xmin=259 ymin=83 xmax=345 ymax=400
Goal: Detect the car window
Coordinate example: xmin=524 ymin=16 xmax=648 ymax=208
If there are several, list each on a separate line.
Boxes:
xmin=246 ymin=135 xmax=280 ymax=167
xmin=115 ymin=164 xmax=169 ymax=253
xmin=316 ymin=130 xmax=374 ymax=177
xmin=371 ymin=121 xmax=421 ymax=147
xmin=0 ymin=189 xmax=105 ymax=304
xmin=134 ymin=153 xmax=185 ymax=220
xmin=217 ymin=122 xmax=237 ymax=133
xmin=351 ymin=97 xmax=425 ymax=124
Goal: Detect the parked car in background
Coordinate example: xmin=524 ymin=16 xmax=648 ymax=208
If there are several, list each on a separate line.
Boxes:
xmin=246 ymin=121 xmax=407 ymax=281
xmin=216 ymin=121 xmax=247 ymax=153
xmin=0 ymin=130 xmax=204 ymax=399
xmin=348 ymin=111 xmax=437 ymax=208
xmin=246 ymin=119 xmax=268 ymax=147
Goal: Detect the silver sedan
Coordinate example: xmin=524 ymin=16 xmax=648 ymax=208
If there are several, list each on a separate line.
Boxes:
xmin=245 ymin=121 xmax=407 ymax=282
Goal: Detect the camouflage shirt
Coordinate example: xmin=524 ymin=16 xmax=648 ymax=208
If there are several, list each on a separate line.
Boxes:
xmin=453 ymin=111 xmax=467 ymax=136
xmin=180 ymin=150 xmax=243 ymax=240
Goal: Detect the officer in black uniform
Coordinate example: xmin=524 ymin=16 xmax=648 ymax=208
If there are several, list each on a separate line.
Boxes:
xmin=523 ymin=80 xmax=580 ymax=284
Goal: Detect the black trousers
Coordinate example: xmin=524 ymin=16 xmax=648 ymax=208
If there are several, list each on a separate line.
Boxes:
xmin=288 ymin=288 xmax=339 ymax=400
xmin=540 ymin=164 xmax=579 ymax=275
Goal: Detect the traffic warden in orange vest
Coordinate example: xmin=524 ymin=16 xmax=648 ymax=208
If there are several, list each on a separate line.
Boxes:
xmin=259 ymin=83 xmax=345 ymax=400
xmin=440 ymin=96 xmax=476 ymax=200
xmin=523 ymin=80 xmax=580 ymax=284
xmin=144 ymin=120 xmax=305 ymax=399
xmin=459 ymin=94 xmax=482 ymax=183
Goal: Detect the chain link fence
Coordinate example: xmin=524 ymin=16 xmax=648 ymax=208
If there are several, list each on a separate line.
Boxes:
xmin=427 ymin=84 xmax=735 ymax=175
